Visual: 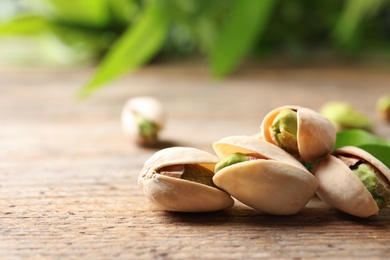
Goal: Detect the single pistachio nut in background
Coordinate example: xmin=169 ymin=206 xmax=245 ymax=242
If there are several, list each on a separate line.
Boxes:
xmin=260 ymin=105 xmax=336 ymax=163
xmin=138 ymin=147 xmax=234 ymax=212
xmin=121 ymin=96 xmax=165 ymax=146
xmin=212 ymin=135 xmax=318 ymax=215
xmin=312 ymin=146 xmax=390 ymax=217
xmin=376 ymin=95 xmax=390 ymax=122
xmin=320 ymin=101 xmax=374 ymax=132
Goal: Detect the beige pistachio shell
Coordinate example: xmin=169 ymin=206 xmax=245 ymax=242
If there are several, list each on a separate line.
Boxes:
xmin=213 ymin=135 xmax=307 ymax=171
xmin=123 ymin=96 xmax=165 ymax=128
xmin=313 ymin=146 xmax=390 ymax=217
xmin=139 ymin=147 xmax=234 ymax=212
xmin=121 ymin=96 xmax=165 ymax=144
xmin=334 ymin=146 xmax=390 ymax=181
xmin=377 ymin=95 xmax=390 ymax=122
xmin=260 ymin=105 xmax=336 ymax=162
xmin=213 ymin=135 xmax=318 ymax=215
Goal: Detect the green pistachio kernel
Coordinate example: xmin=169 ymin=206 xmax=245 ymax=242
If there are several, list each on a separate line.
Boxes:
xmin=215 ymin=153 xmax=250 ymax=173
xmin=351 ymin=162 xmax=390 ymax=209
xmin=158 ymin=164 xmax=216 ymax=188
xmin=271 ymin=109 xmax=299 ymax=155
xmin=181 ymin=165 xmax=216 ymax=188
xmin=139 ymin=118 xmax=159 ymax=139
xmin=134 ymin=113 xmax=159 ymax=144
xmin=320 ymin=101 xmax=373 ymax=131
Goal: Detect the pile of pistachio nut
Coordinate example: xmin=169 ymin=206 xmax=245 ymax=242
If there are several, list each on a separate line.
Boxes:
xmin=138 ymin=105 xmax=390 ymax=218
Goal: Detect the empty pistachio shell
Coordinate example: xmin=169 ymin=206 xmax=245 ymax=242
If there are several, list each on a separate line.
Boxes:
xmin=312 ymin=146 xmax=390 ymax=217
xmin=376 ymin=95 xmax=390 ymax=122
xmin=320 ymin=101 xmax=374 ymax=131
xmin=139 ymin=147 xmax=234 ymax=212
xmin=121 ymin=96 xmax=165 ymax=146
xmin=261 ymin=106 xmax=336 ymax=162
xmin=213 ymin=135 xmax=318 ymax=215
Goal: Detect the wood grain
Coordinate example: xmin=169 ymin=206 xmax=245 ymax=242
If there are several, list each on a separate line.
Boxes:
xmin=1 ymin=64 xmax=390 ymax=259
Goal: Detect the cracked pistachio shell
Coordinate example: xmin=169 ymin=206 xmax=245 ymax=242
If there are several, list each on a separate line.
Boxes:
xmin=212 ymin=136 xmax=318 ymax=215
xmin=312 ymin=146 xmax=390 ymax=217
xmin=121 ymin=96 xmax=165 ymax=146
xmin=260 ymin=105 xmax=336 ymax=162
xmin=139 ymin=147 xmax=234 ymax=212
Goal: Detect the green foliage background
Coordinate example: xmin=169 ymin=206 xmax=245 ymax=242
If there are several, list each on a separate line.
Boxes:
xmin=1 ymin=0 xmax=390 ymax=96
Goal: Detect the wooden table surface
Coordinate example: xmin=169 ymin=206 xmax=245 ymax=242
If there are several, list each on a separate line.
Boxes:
xmin=1 ymin=63 xmax=390 ymax=259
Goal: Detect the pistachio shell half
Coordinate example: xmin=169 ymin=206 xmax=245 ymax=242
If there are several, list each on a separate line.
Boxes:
xmin=312 ymin=146 xmax=390 ymax=217
xmin=139 ymin=147 xmax=234 ymax=212
xmin=377 ymin=95 xmax=390 ymax=122
xmin=260 ymin=105 xmax=336 ymax=162
xmin=320 ymin=101 xmax=374 ymax=131
xmin=121 ymin=96 xmax=165 ymax=146
xmin=212 ymin=136 xmax=318 ymax=215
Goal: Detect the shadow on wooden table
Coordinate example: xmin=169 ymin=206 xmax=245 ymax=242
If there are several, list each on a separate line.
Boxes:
xmin=137 ymin=138 xmax=199 ymax=151
xmin=158 ymin=198 xmax=390 ymax=229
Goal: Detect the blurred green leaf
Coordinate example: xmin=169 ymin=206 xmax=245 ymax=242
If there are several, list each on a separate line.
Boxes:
xmin=188 ymin=1 xmax=228 ymax=55
xmin=162 ymin=0 xmax=225 ymax=56
xmin=334 ymin=129 xmax=390 ymax=150
xmin=109 ymin=0 xmax=140 ymax=25
xmin=2 ymin=0 xmax=390 ymax=93
xmin=0 ymin=15 xmax=48 ymax=35
xmin=79 ymin=0 xmax=168 ymax=97
xmin=48 ymin=0 xmax=110 ymax=27
xmin=48 ymin=23 xmax=115 ymax=59
xmin=193 ymin=17 xmax=217 ymax=54
xmin=333 ymin=0 xmax=385 ymax=49
xmin=210 ymin=0 xmax=277 ymax=77
xmin=358 ymin=144 xmax=390 ymax=169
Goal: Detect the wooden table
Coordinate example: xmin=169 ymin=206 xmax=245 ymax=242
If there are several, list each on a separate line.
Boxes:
xmin=1 ymin=63 xmax=390 ymax=259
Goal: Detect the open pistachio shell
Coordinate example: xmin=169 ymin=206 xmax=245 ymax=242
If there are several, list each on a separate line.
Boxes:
xmin=213 ymin=136 xmax=318 ymax=215
xmin=139 ymin=147 xmax=234 ymax=212
xmin=320 ymin=101 xmax=374 ymax=131
xmin=313 ymin=146 xmax=390 ymax=217
xmin=260 ymin=105 xmax=336 ymax=162
xmin=121 ymin=96 xmax=165 ymax=146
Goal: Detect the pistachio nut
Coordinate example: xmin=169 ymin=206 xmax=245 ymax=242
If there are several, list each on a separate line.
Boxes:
xmin=138 ymin=147 xmax=234 ymax=212
xmin=260 ymin=105 xmax=336 ymax=162
xmin=376 ymin=95 xmax=390 ymax=122
xmin=121 ymin=96 xmax=165 ymax=146
xmin=312 ymin=146 xmax=390 ymax=217
xmin=320 ymin=101 xmax=374 ymax=131
xmin=212 ymin=135 xmax=318 ymax=215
